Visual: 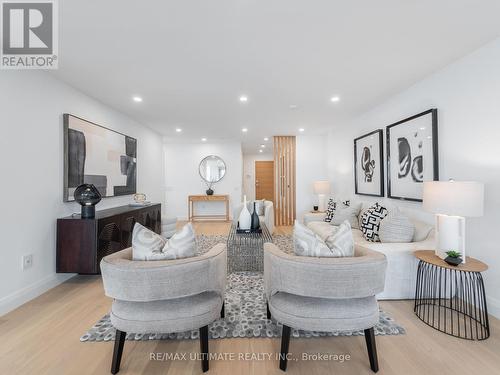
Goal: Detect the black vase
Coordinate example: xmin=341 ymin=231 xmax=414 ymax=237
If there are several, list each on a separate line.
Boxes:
xmin=251 ymin=202 xmax=260 ymax=232
xmin=206 ymin=188 xmax=214 ymax=195
xmin=74 ymin=184 xmax=102 ymax=218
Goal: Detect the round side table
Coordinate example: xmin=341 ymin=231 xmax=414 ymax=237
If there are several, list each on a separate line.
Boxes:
xmin=413 ymin=250 xmax=489 ymax=340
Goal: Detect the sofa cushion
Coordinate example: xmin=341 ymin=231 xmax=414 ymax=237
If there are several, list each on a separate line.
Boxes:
xmin=270 ymin=292 xmax=378 ymax=332
xmin=132 ymin=223 xmax=168 ymax=261
xmin=330 ymin=202 xmax=362 ymax=229
xmin=379 ymin=211 xmax=415 ymax=243
xmin=360 ymin=203 xmax=388 ymax=242
xmin=412 ymin=219 xmax=434 ymax=242
xmin=161 ymin=223 xmax=197 ymax=259
xmin=324 ymin=220 xmax=354 ymax=257
xmin=111 ymin=291 xmax=222 ymax=333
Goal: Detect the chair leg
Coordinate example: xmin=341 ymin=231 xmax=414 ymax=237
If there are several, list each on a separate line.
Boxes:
xmin=364 ymin=327 xmax=379 ymax=373
xmin=111 ymin=329 xmax=126 ymax=374
xmin=221 ymin=302 xmax=225 ymax=319
xmin=199 ymin=325 xmax=209 ymax=373
xmin=266 ymin=301 xmax=271 ymax=320
xmin=279 ymin=325 xmax=291 ymax=371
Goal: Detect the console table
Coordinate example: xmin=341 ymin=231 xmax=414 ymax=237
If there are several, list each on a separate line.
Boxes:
xmin=188 ymin=195 xmax=229 ymax=221
xmin=414 ymin=250 xmax=489 ymax=340
xmin=57 ymin=204 xmax=161 ymax=274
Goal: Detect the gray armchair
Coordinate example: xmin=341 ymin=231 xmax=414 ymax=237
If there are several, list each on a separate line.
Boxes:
xmin=100 ymin=244 xmax=227 ymax=374
xmin=264 ymin=243 xmax=387 ymax=372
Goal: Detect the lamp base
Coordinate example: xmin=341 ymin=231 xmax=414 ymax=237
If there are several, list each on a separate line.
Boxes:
xmin=317 ymin=194 xmax=327 ymax=212
xmin=435 ymin=214 xmax=466 ymax=263
xmin=81 ymin=205 xmax=96 ymax=219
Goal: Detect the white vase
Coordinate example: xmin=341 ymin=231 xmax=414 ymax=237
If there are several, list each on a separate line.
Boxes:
xmin=238 ymin=195 xmax=252 ymax=230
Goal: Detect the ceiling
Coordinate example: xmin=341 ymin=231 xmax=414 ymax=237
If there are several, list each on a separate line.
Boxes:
xmin=52 ymin=0 xmax=500 ymax=153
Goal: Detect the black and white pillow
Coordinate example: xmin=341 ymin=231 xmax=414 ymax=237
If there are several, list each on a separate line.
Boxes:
xmin=360 ymin=203 xmax=388 ymax=242
xmin=324 ymin=198 xmax=337 ymax=222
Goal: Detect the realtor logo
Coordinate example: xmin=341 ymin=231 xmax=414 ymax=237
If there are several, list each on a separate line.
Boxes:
xmin=1 ymin=0 xmax=58 ymax=69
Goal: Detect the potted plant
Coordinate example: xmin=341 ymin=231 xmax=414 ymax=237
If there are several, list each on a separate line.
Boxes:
xmin=444 ymin=250 xmax=463 ymax=266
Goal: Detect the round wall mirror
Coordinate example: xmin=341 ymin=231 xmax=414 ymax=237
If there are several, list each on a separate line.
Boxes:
xmin=199 ymin=155 xmax=226 ymax=183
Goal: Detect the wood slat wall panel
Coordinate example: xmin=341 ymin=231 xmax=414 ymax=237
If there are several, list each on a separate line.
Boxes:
xmin=273 ymin=136 xmax=296 ymax=226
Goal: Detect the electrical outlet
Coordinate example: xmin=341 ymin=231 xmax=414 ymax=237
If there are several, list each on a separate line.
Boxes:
xmin=22 ymin=254 xmax=33 ymax=271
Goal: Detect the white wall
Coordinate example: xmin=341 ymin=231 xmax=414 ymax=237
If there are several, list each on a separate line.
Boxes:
xmin=242 ymin=153 xmax=274 ymax=201
xmin=0 ymin=71 xmax=164 ymax=316
xmin=296 ymin=135 xmax=328 ymax=221
xmin=327 ymin=37 xmax=500 ymax=317
xmin=164 ymin=142 xmax=242 ymax=220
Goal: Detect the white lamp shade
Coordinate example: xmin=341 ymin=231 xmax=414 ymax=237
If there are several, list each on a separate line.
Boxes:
xmin=313 ymin=181 xmax=331 ymax=195
xmin=423 ymin=181 xmax=484 ymax=217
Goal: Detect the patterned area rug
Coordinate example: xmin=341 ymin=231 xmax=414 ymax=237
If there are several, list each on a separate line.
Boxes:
xmin=81 ymin=235 xmax=405 ymax=342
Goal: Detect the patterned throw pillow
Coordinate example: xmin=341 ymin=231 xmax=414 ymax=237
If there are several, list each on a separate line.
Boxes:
xmin=324 ymin=220 xmax=355 ymax=257
xmin=360 ymin=203 xmax=388 ymax=242
xmin=293 ymin=221 xmax=331 ymax=257
xmin=161 ymin=223 xmax=197 ymax=259
xmin=132 ymin=223 xmax=168 ymax=260
xmin=324 ymin=198 xmax=336 ymax=222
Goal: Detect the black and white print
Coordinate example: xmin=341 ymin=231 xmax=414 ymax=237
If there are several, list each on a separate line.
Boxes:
xmin=360 ymin=203 xmax=388 ymax=242
xmin=386 ymin=109 xmax=438 ymax=202
xmin=354 ymin=130 xmax=384 ymax=197
xmin=324 ymin=198 xmax=337 ymax=222
xmin=63 ymin=114 xmax=137 ymax=202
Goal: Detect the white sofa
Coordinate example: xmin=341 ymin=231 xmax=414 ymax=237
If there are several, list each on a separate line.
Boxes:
xmin=234 ymin=200 xmax=275 ymax=234
xmin=304 ymin=202 xmax=435 ymax=300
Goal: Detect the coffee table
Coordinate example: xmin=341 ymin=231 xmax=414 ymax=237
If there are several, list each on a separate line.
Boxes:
xmin=227 ymin=223 xmax=272 ymax=273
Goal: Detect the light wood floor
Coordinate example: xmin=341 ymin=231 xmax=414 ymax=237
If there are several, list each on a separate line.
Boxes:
xmin=1 ymin=222 xmax=499 ymax=375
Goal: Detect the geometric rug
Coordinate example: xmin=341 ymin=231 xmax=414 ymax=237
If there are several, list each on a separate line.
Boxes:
xmin=80 ymin=235 xmax=405 ymax=342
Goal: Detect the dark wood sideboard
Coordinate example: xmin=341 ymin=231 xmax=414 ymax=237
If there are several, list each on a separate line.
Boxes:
xmin=57 ymin=204 xmax=161 ymax=274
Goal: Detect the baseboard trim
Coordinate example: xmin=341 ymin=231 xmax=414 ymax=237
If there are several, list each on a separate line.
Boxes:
xmin=486 ymin=295 xmax=500 ymax=319
xmin=0 ymin=273 xmax=76 ymax=317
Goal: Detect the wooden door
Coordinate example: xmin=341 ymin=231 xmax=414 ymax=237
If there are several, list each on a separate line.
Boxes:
xmin=255 ymin=161 xmax=274 ymax=202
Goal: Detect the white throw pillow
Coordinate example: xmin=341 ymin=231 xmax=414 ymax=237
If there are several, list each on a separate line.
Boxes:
xmin=294 ymin=221 xmax=331 ymax=257
xmin=379 ymin=211 xmax=415 ymax=243
xmin=294 ymin=220 xmax=351 ymax=257
xmin=324 ymin=220 xmax=354 ymax=257
xmin=161 ymin=223 xmax=197 ymax=259
xmin=330 ymin=202 xmax=362 ymax=229
xmin=132 ymin=223 xmax=168 ymax=261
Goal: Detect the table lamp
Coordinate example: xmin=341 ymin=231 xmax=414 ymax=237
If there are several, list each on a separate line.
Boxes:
xmin=423 ymin=180 xmax=484 ymax=263
xmin=313 ymin=181 xmax=331 ymax=212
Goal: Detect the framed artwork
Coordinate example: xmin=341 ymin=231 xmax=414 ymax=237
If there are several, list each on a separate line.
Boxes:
xmin=386 ymin=109 xmax=439 ymax=202
xmin=354 ymin=129 xmax=384 ymax=197
xmin=63 ymin=114 xmax=137 ymax=202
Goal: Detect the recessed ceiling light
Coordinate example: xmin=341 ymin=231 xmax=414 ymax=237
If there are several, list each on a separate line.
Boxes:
xmin=298 ymin=128 xmax=305 ymax=132
xmin=242 ymin=128 xmax=248 ymax=132
xmin=330 ymin=96 xmax=340 ymax=103
xmin=175 ymin=128 xmax=182 ymax=133
xmin=201 ymin=137 xmax=207 ymax=142
xmin=259 ymin=149 xmax=263 ymax=153
xmin=132 ymin=96 xmax=143 ymax=102
xmin=239 ymin=95 xmax=248 ymax=102
xmin=260 ymin=144 xmax=265 ymax=148
xmin=264 ymin=137 xmax=269 ymax=141
xmin=289 ymin=104 xmax=298 ymax=109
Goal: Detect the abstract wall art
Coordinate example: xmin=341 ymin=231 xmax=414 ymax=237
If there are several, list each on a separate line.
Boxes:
xmin=354 ymin=129 xmax=384 ymax=197
xmin=63 ymin=114 xmax=137 ymax=202
xmin=386 ymin=109 xmax=438 ymax=202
